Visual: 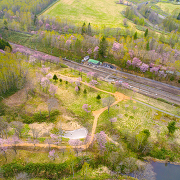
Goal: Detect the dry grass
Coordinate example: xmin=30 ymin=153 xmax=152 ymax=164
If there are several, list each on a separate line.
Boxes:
xmin=156 ymin=2 xmax=180 ymax=14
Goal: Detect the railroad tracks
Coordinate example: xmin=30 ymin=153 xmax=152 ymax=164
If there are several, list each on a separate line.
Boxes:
xmin=62 ymin=59 xmax=180 ymax=105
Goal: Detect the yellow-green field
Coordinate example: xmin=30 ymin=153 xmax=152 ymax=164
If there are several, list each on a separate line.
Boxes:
xmin=156 ymin=2 xmax=180 ymax=14
xmin=41 ymin=0 xmax=136 ymax=28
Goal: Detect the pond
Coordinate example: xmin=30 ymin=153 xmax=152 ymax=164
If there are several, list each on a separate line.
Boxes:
xmin=151 ymin=161 xmax=180 ymax=180
xmin=63 ymin=127 xmax=88 ymax=139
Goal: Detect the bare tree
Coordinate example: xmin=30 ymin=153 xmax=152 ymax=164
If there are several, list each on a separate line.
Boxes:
xmin=31 ymin=126 xmax=41 ymax=140
xmin=102 ymin=96 xmax=115 ymax=114
xmin=47 ymin=98 xmax=58 ymax=117
xmin=0 ymin=117 xmax=8 ymax=138
xmin=11 ymin=121 xmax=24 ymax=138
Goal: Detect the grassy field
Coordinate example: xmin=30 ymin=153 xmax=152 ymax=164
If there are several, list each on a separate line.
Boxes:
xmin=156 ymin=2 xmax=180 ymax=14
xmin=41 ymin=0 xmax=136 ymax=28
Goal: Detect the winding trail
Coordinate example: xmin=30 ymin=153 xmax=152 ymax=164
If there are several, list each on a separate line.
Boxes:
xmin=1 ymin=74 xmax=129 ymax=151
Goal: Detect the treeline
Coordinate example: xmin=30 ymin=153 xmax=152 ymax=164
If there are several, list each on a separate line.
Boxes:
xmin=0 ymin=51 xmax=27 ymax=96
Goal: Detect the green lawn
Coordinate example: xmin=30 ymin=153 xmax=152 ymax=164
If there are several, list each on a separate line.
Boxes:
xmin=156 ymin=2 xmax=180 ymax=14
xmin=42 ymin=0 xmax=136 ymax=28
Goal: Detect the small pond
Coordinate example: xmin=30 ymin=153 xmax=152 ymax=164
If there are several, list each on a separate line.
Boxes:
xmin=63 ymin=127 xmax=88 ymax=139
xmin=151 ymin=161 xmax=180 ymax=180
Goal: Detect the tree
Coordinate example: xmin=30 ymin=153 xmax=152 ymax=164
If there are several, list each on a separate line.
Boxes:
xmin=146 ymin=41 xmax=150 ymax=51
xmin=144 ymin=28 xmax=148 ymax=37
xmin=83 ymin=89 xmax=87 ymax=94
xmin=34 ymin=14 xmax=37 ymax=25
xmin=11 ymin=121 xmax=24 ymax=138
xmin=47 ymin=98 xmax=58 ymax=117
xmin=102 ymin=96 xmax=115 ymax=114
xmin=96 ymin=94 xmax=101 ymax=100
xmin=87 ymin=23 xmax=92 ymax=35
xmin=48 ymin=149 xmax=56 ymax=160
xmin=49 ymin=84 xmax=58 ymax=96
xmin=96 ymin=131 xmax=107 ymax=154
xmin=134 ymin=32 xmax=137 ymax=40
xmin=59 ymin=79 xmax=62 ymax=83
xmin=68 ymin=139 xmax=82 ymax=156
xmin=3 ymin=20 xmax=8 ymax=30
xmin=98 ymin=36 xmax=108 ymax=58
xmin=53 ymin=74 xmax=58 ymax=81
xmin=109 ymin=117 xmax=117 ymax=126
xmin=81 ymin=22 xmax=86 ymax=35
xmin=82 ymin=104 xmax=91 ymax=114
xmin=177 ymin=13 xmax=180 ymax=20
xmin=167 ymin=121 xmax=177 ymax=135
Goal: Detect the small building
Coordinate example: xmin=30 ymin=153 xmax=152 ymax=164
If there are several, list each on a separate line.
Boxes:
xmin=88 ymin=59 xmax=102 ymax=65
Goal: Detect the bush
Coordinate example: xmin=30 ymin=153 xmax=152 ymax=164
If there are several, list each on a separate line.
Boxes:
xmin=83 ymin=89 xmax=87 ymax=94
xmin=96 ymin=94 xmax=101 ymax=100
xmin=178 ymin=79 xmax=180 ymax=83
xmin=59 ymin=79 xmax=62 ymax=83
xmin=22 ymin=110 xmax=60 ymax=124
xmin=170 ymin=76 xmax=175 ymax=81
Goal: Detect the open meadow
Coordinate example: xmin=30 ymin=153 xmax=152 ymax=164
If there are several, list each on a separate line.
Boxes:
xmin=41 ymin=0 xmax=136 ymax=28
xmin=156 ymin=2 xmax=180 ymax=14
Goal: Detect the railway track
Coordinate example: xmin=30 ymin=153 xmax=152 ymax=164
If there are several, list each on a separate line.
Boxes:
xmin=62 ymin=59 xmax=180 ymax=105
xmin=9 ymin=42 xmax=180 ymax=105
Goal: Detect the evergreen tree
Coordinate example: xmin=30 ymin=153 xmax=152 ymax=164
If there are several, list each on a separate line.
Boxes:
xmin=81 ymin=22 xmax=86 ymax=35
xmin=34 ymin=14 xmax=37 ymax=25
xmin=167 ymin=121 xmax=177 ymax=135
xmin=53 ymin=74 xmax=58 ymax=81
xmin=98 ymin=36 xmax=108 ymax=58
xmin=146 ymin=41 xmax=150 ymax=51
xmin=3 ymin=20 xmax=8 ymax=30
xmin=87 ymin=23 xmax=92 ymax=35
xmin=134 ymin=32 xmax=137 ymax=40
xmin=144 ymin=28 xmax=148 ymax=37
xmin=83 ymin=89 xmax=87 ymax=94
xmin=96 ymin=94 xmax=101 ymax=100
xmin=177 ymin=13 xmax=180 ymax=20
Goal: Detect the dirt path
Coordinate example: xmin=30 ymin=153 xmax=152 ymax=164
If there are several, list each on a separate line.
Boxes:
xmin=2 ymin=74 xmax=129 ymax=151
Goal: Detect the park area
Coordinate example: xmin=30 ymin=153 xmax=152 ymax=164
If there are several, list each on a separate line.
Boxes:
xmin=1 ymin=49 xmax=180 ymax=179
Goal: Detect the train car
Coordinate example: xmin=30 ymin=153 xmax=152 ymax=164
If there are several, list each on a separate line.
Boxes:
xmin=102 ymin=62 xmax=121 ymax=70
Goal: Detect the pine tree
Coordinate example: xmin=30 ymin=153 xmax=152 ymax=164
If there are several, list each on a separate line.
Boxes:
xmin=98 ymin=36 xmax=108 ymax=58
xmin=87 ymin=23 xmax=92 ymax=35
xmin=146 ymin=41 xmax=150 ymax=51
xmin=96 ymin=94 xmax=101 ymax=100
xmin=81 ymin=22 xmax=86 ymax=35
xmin=144 ymin=28 xmax=148 ymax=37
xmin=53 ymin=74 xmax=58 ymax=81
xmin=177 ymin=13 xmax=180 ymax=20
xmin=134 ymin=32 xmax=137 ymax=40
xmin=3 ymin=20 xmax=8 ymax=30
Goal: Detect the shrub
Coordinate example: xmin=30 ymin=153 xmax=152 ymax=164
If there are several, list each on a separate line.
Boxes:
xmin=178 ymin=79 xmax=180 ymax=83
xmin=170 ymin=76 xmax=175 ymax=81
xmin=59 ymin=79 xmax=62 ymax=83
xmin=53 ymin=74 xmax=58 ymax=81
xmin=83 ymin=89 xmax=87 ymax=94
xmin=96 ymin=94 xmax=101 ymax=100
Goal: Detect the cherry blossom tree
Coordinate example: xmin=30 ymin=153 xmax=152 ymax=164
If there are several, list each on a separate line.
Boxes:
xmin=49 ymin=84 xmax=58 ymax=96
xmin=96 ymin=131 xmax=107 ymax=154
xmin=82 ymin=104 xmax=91 ymax=114
xmin=75 ymin=86 xmax=80 ymax=92
xmin=41 ymin=77 xmax=50 ymax=93
xmin=139 ymin=63 xmax=149 ymax=73
xmin=87 ymin=48 xmax=92 ymax=55
xmin=0 ymin=138 xmax=8 ymax=161
xmin=48 ymin=149 xmax=57 ymax=160
xmin=89 ymin=80 xmax=98 ymax=86
xmin=68 ymin=139 xmax=82 ymax=156
xmin=109 ymin=117 xmax=117 ymax=125
xmin=46 ymin=73 xmax=53 ymax=79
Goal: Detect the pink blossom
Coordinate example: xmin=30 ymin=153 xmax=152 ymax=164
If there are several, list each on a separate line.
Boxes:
xmin=139 ymin=63 xmax=149 ymax=72
xmin=150 ymin=66 xmax=160 ymax=74
xmin=109 ymin=117 xmax=117 ymax=123
xmin=132 ymin=57 xmax=142 ymax=68
xmin=89 ymin=80 xmax=98 ymax=86
xmin=82 ymin=104 xmax=91 ymax=113
xmin=112 ymin=42 xmax=121 ymax=51
xmin=96 ymin=131 xmax=107 ymax=152
xmin=46 ymin=73 xmax=53 ymax=79
xmin=41 ymin=77 xmax=50 ymax=88
xmin=93 ymin=46 xmax=99 ymax=52
xmin=48 ymin=149 xmax=56 ymax=160
xmin=74 ymin=86 xmax=78 ymax=92
xmin=39 ymin=20 xmax=43 ymax=26
xmin=46 ymin=23 xmax=51 ymax=30
xmin=87 ymin=48 xmax=92 ymax=54
xmin=49 ymin=84 xmax=58 ymax=96
xmin=126 ymin=60 xmax=132 ymax=67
